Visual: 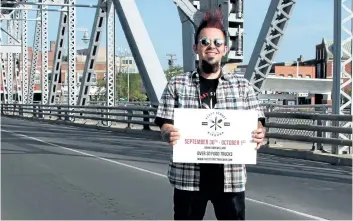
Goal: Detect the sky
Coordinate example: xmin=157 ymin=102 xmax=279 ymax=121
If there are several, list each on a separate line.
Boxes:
xmin=21 ymin=0 xmax=335 ymax=69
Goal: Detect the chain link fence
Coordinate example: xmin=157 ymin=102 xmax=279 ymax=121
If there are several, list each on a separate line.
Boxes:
xmin=262 ymin=104 xmax=330 ymax=137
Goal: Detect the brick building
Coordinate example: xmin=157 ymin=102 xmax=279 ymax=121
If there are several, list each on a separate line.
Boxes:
xmin=237 ymin=56 xmax=316 ymax=78
xmin=236 ymin=38 xmax=353 ymax=105
xmin=314 ymin=38 xmax=352 ymax=104
xmin=1 ymin=41 xmax=138 ymax=102
xmin=237 ymin=55 xmax=317 ymax=105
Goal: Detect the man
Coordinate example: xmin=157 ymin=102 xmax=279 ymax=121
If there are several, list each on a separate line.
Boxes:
xmin=154 ymin=9 xmax=266 ymax=220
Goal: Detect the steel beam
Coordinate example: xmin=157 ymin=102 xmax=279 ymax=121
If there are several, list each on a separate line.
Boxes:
xmin=172 ymin=0 xmax=203 ymax=27
xmin=28 ymin=9 xmax=41 ymax=104
xmin=244 ymin=0 xmax=296 ymax=93
xmin=332 ymin=0 xmax=352 ymax=154
xmin=0 ymin=45 xmax=22 ymax=53
xmin=333 ymin=0 xmax=342 ymax=117
xmin=67 ymin=0 xmax=76 ymax=109
xmin=6 ymin=19 xmax=14 ymax=104
xmin=14 ymin=10 xmax=22 ymax=103
xmin=2 ymin=0 xmax=102 ymax=8
xmin=21 ymin=0 xmax=29 ymax=104
xmin=48 ymin=2 xmax=68 ymax=105
xmin=106 ymin=0 xmax=116 ymax=108
xmin=1 ymin=57 xmax=8 ymax=103
xmin=77 ymin=0 xmax=107 ymax=106
xmin=178 ymin=8 xmax=196 ymax=72
xmin=177 ymin=0 xmax=199 ymax=72
xmin=1 ymin=9 xmax=8 ymax=104
xmin=41 ymin=1 xmax=49 ymax=105
xmin=112 ymin=0 xmax=167 ymax=106
xmin=0 ymin=27 xmax=20 ymax=43
xmin=339 ymin=0 xmax=353 ymax=115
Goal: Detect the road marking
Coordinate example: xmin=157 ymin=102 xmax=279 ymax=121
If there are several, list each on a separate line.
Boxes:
xmin=1 ymin=129 xmax=328 ymax=221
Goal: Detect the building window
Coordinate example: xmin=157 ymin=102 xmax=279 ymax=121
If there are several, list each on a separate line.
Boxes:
xmin=287 ymin=74 xmax=293 ymax=78
xmin=129 ymin=67 xmax=137 ymax=73
xmin=78 ymin=72 xmax=83 ymax=83
xmin=62 ymin=72 xmax=66 ymax=84
xmin=316 ymin=49 xmax=319 ymax=60
xmin=91 ymin=72 xmax=97 ymax=83
xmin=48 ymin=72 xmax=53 ymax=81
xmin=316 ymin=63 xmax=321 ymax=78
xmin=305 ymin=75 xmax=311 ymax=78
xmin=34 ymin=71 xmax=40 ymax=84
xmin=298 ymin=74 xmax=302 ymax=78
xmin=279 ymin=74 xmax=284 ymax=77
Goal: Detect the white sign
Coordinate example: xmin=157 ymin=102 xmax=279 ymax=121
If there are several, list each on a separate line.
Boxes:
xmin=297 ymin=93 xmax=309 ymax=97
xmin=173 ymin=108 xmax=258 ymax=164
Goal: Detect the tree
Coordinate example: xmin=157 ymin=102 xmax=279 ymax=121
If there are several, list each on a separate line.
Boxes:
xmin=116 ymin=72 xmax=147 ymax=101
xmin=165 ymin=65 xmax=184 ymax=81
xmin=90 ymin=78 xmax=106 ymax=102
xmin=92 ymin=71 xmax=147 ymax=102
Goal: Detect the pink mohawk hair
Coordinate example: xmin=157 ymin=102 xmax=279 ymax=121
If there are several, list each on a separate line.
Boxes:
xmin=194 ymin=8 xmax=226 ymax=44
xmin=202 ymin=8 xmax=224 ymax=29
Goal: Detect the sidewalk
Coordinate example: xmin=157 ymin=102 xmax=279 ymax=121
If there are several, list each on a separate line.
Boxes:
xmin=260 ymin=139 xmax=352 ymax=166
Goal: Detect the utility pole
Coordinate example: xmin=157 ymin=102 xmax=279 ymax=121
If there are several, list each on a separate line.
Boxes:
xmin=166 ymin=54 xmax=177 ymax=68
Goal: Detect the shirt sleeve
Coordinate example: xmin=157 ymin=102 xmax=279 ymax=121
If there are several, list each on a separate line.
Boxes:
xmin=154 ymin=78 xmax=177 ymax=128
xmin=244 ymin=79 xmax=266 ymax=125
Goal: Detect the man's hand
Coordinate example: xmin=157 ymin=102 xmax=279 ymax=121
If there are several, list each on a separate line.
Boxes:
xmin=252 ymin=127 xmax=266 ymax=150
xmin=161 ymin=124 xmax=180 ymax=146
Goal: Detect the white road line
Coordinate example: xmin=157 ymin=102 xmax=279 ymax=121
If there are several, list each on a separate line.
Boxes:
xmin=1 ymin=129 xmax=328 ymax=221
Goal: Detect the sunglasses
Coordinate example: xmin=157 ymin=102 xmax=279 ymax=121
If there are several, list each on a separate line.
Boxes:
xmin=199 ymin=37 xmax=225 ymax=47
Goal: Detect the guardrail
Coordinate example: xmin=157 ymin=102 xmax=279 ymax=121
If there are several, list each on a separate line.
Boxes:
xmin=1 ymin=103 xmax=352 ymax=155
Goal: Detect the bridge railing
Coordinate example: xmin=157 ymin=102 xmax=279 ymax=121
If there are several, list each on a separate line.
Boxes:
xmin=1 ymin=103 xmax=352 ymax=154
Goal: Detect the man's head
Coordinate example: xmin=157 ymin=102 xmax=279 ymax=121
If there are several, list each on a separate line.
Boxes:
xmin=193 ymin=9 xmax=228 ymax=74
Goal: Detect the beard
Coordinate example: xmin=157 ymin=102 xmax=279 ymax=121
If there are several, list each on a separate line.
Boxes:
xmin=200 ymin=59 xmax=220 ymax=74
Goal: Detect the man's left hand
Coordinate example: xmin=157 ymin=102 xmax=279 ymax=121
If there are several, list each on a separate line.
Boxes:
xmin=253 ymin=127 xmax=266 ymax=150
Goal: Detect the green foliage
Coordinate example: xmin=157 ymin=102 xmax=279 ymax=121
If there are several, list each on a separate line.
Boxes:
xmin=93 ymin=72 xmax=147 ymax=102
xmin=90 ymin=78 xmax=106 ymax=102
xmin=165 ymin=65 xmax=184 ymax=81
xmin=117 ymin=72 xmax=147 ymax=101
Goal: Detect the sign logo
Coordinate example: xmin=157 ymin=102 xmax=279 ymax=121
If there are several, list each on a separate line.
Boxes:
xmin=201 ymin=111 xmax=231 ymax=137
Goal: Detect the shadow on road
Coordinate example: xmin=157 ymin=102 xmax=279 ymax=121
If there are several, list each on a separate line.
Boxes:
xmin=1 ymin=117 xmax=352 ymax=184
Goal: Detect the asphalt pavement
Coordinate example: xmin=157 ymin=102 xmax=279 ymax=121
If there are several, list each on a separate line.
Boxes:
xmin=1 ymin=116 xmax=352 ymax=220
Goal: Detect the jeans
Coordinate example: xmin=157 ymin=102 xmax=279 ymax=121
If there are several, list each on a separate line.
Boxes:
xmin=173 ymin=188 xmax=245 ymax=220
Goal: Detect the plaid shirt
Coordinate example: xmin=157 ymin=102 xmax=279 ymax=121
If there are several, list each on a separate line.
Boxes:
xmin=155 ymin=70 xmax=265 ymax=192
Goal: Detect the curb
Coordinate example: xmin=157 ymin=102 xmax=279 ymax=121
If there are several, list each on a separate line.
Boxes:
xmin=258 ymin=146 xmax=352 ymax=166
xmin=246 ymin=165 xmax=352 ymax=184
xmin=3 ymin=115 xmax=352 ymax=166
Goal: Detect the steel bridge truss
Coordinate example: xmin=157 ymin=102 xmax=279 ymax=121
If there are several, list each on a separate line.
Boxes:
xmin=0 ymin=0 xmax=352 ymax=153
xmin=332 ymin=0 xmax=353 ymax=154
xmin=1 ymin=0 xmax=167 ymax=109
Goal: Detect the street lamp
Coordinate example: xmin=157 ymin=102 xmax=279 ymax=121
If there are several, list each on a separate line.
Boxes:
xmin=81 ymin=30 xmax=90 ymax=44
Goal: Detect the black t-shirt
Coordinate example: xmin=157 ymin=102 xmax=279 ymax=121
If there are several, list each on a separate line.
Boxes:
xmin=198 ymin=76 xmax=224 ymax=193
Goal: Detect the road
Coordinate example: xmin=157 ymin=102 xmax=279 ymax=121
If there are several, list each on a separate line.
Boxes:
xmin=1 ymin=116 xmax=352 ymax=220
